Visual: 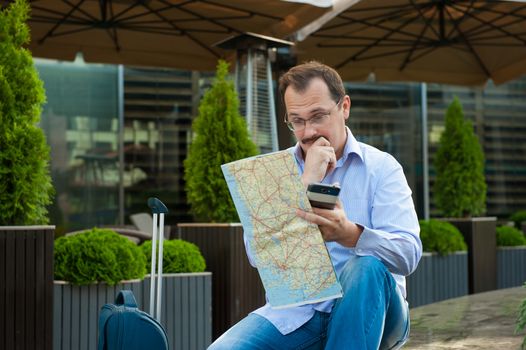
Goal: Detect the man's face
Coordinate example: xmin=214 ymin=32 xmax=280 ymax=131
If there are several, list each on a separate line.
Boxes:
xmin=284 ymin=78 xmax=350 ymax=158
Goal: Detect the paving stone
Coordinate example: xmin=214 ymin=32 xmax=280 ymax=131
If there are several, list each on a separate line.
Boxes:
xmin=405 ymin=287 xmax=526 ymax=349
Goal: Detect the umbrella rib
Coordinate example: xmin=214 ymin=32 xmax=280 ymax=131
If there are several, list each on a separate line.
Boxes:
xmin=334 ymin=10 xmax=431 ymax=42
xmin=314 ymin=35 xmax=424 ymax=44
xmin=30 ymin=16 xmax=95 ymax=26
xmin=335 ymin=10 xmax=423 ymax=69
xmin=123 ymin=22 xmax=233 ymax=34
xmin=108 ymin=0 xmax=120 ymax=51
xmin=409 ymin=46 xmax=441 ymax=64
xmin=449 ymin=2 xmax=526 ymax=45
xmin=464 ymin=3 xmax=526 ymax=21
xmin=157 ymin=0 xmax=241 ymax=35
xmin=159 ymin=15 xmax=258 ymax=23
xmin=445 ymin=5 xmax=491 ymax=78
xmin=321 ymin=4 xmax=417 ymax=32
xmin=202 ymin=0 xmax=283 ymax=21
xmin=30 ymin=5 xmax=95 ymax=23
xmin=467 ymin=42 xmax=526 ymax=47
xmin=139 ymin=1 xmax=220 ymax=58
xmin=319 ymin=42 xmax=428 ymax=48
xmin=468 ymin=19 xmax=526 ymax=40
xmin=107 ymin=0 xmax=146 ymax=22
xmin=115 ymin=26 xmax=194 ymax=36
xmin=38 ymin=0 xmax=87 ymax=45
xmin=34 ymin=25 xmax=102 ymax=38
xmin=63 ymin=0 xmax=98 ymax=21
xmin=443 ymin=0 xmax=475 ymax=40
xmin=399 ymin=0 xmax=438 ymax=72
xmin=342 ymin=47 xmax=430 ymax=62
xmin=100 ymin=0 xmax=108 ymax=22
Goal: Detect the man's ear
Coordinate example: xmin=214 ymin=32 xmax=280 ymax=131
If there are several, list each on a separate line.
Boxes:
xmin=343 ymin=95 xmax=351 ymax=120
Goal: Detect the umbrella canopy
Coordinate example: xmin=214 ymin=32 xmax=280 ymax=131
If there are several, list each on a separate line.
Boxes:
xmin=2 ymin=0 xmax=330 ymax=71
xmin=294 ymin=0 xmax=526 ymax=85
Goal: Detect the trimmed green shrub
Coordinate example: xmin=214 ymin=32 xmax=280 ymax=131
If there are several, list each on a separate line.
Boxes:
xmin=54 ymin=228 xmax=146 ymax=285
xmin=517 ymin=283 xmax=526 ymax=350
xmin=510 ymin=210 xmax=526 ymax=230
xmin=141 ymin=239 xmax=206 ymax=273
xmin=496 ymin=226 xmax=526 ymax=247
xmin=0 ymin=0 xmax=54 ymax=225
xmin=419 ymin=219 xmax=467 ymax=255
xmin=184 ymin=60 xmax=258 ymax=222
xmin=433 ymin=97 xmax=486 ymax=218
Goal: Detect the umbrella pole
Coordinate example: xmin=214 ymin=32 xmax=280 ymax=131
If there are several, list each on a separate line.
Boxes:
xmin=421 ymin=83 xmax=430 ymax=220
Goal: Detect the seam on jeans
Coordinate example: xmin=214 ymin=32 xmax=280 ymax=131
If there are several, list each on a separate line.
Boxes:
xmin=365 ymin=271 xmax=392 ymax=336
xmin=294 ymin=331 xmax=325 ymax=350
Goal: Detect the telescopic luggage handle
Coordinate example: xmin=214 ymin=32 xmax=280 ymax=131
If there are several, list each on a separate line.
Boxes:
xmin=147 ymin=197 xmax=168 ymax=322
xmin=148 ymin=197 xmax=168 ymax=214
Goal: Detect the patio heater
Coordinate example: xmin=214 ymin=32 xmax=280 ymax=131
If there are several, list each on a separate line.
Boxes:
xmin=216 ymin=33 xmax=293 ymax=154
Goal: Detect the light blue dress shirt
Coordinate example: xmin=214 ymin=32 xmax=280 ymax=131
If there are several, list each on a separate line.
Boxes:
xmin=245 ymin=127 xmax=422 ymax=335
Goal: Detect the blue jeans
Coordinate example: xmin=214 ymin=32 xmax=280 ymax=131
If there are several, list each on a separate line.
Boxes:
xmin=208 ymin=256 xmax=410 ymax=350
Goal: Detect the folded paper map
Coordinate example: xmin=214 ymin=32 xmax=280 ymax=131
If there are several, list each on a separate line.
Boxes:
xmin=221 ymin=150 xmax=342 ymax=309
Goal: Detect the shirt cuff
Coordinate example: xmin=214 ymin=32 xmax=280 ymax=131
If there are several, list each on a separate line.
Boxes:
xmin=354 ymin=224 xmax=378 ymax=256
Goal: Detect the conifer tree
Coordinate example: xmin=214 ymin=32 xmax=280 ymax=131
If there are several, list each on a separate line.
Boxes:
xmin=184 ymin=60 xmax=258 ymax=222
xmin=0 ymin=0 xmax=54 ymax=225
xmin=434 ymin=97 xmax=486 ymax=217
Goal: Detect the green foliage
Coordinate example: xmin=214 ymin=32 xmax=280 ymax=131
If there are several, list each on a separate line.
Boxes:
xmin=0 ymin=0 xmax=54 ymax=225
xmin=517 ymin=283 xmax=526 ymax=350
xmin=419 ymin=219 xmax=467 ymax=255
xmin=184 ymin=60 xmax=258 ymax=222
xmin=433 ymin=97 xmax=486 ymax=218
xmin=54 ymin=228 xmax=146 ymax=285
xmin=141 ymin=239 xmax=206 ymax=273
xmin=510 ymin=210 xmax=526 ymax=230
xmin=496 ymin=226 xmax=526 ymax=247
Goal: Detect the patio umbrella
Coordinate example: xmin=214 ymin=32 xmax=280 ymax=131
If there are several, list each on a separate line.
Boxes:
xmin=293 ymin=0 xmax=526 ymax=85
xmin=1 ymin=0 xmax=331 ymax=71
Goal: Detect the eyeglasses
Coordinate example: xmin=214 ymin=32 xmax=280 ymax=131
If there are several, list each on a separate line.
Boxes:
xmin=284 ymin=98 xmax=342 ymax=132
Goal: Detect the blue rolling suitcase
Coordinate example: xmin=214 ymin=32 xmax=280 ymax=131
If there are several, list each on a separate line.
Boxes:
xmin=98 ymin=198 xmax=169 ymax=350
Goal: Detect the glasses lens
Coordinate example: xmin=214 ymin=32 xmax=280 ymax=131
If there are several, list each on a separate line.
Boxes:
xmin=285 ymin=118 xmax=304 ymax=131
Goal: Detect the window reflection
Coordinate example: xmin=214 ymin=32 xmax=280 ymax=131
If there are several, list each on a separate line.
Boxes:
xmin=37 ymin=60 xmax=119 ymax=233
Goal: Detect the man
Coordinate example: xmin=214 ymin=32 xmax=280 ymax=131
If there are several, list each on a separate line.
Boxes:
xmin=209 ymin=61 xmax=422 ymax=349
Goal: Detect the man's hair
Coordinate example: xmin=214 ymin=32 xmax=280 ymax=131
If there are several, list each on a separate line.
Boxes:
xmin=278 ymin=61 xmax=346 ymax=103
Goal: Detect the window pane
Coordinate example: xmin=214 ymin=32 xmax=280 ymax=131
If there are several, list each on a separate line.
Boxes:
xmin=37 ymin=60 xmax=119 ymax=233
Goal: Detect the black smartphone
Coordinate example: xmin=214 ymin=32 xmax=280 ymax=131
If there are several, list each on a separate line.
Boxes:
xmin=306 ymin=183 xmax=341 ymax=209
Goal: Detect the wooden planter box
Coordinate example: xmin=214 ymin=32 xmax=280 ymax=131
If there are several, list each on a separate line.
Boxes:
xmin=53 ymin=273 xmax=212 ymax=350
xmin=178 ymin=223 xmax=266 ymax=340
xmin=406 ymin=251 xmax=468 ymax=308
xmin=1 ymin=226 xmax=55 ymax=350
xmin=497 ymin=246 xmax=526 ymax=289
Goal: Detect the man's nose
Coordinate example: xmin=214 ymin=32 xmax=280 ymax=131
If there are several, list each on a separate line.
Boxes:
xmin=302 ymin=121 xmax=318 ymax=137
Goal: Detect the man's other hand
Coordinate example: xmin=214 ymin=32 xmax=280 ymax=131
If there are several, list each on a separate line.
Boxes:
xmin=296 ymin=200 xmax=363 ymax=247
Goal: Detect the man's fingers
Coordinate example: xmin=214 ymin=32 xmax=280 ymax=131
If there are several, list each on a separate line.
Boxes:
xmin=313 ymin=136 xmax=330 ymax=147
xmin=296 ymin=209 xmax=331 ymax=226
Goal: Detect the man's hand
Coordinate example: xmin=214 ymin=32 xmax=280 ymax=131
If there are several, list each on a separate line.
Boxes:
xmin=301 ymin=137 xmax=337 ymax=186
xmin=296 ymin=201 xmax=363 ymax=247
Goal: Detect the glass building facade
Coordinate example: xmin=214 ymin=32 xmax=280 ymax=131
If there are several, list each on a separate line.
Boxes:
xmin=38 ymin=60 xmax=120 ymax=234
xmin=35 ymin=59 xmax=526 ymax=233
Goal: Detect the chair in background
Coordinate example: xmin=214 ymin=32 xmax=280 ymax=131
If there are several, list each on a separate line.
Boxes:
xmin=130 ymin=212 xmax=171 ymax=239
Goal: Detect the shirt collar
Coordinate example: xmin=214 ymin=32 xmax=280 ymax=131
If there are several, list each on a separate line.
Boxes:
xmin=293 ymin=127 xmax=364 ymax=167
